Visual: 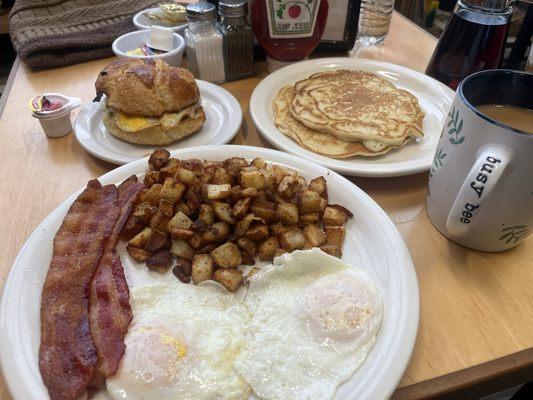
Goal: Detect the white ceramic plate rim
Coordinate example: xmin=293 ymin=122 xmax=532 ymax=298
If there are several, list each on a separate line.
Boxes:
xmin=133 ymin=7 xmax=188 ymax=33
xmin=0 ymin=145 xmax=419 ymax=400
xmin=250 ymin=57 xmax=454 ymax=177
xmin=74 ymin=80 xmax=242 ymax=165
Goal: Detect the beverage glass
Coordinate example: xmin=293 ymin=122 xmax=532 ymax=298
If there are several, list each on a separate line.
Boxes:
xmin=427 ymin=70 xmax=533 ymax=252
xmin=357 ymin=0 xmax=394 ymax=45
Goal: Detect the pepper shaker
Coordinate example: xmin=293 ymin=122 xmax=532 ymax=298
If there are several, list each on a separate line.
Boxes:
xmin=185 ymin=2 xmax=225 ymax=83
xmin=218 ymin=0 xmax=254 ymax=81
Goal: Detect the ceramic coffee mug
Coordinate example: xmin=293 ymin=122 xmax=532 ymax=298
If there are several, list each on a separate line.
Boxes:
xmin=427 ymin=70 xmax=533 ymax=252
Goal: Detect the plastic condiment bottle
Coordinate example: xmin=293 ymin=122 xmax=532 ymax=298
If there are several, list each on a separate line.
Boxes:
xmin=185 ymin=2 xmax=225 ymax=83
xmin=219 ymin=0 xmax=254 ymax=81
xmin=251 ymin=0 xmax=329 ymax=72
xmin=425 ymin=0 xmax=512 ymax=90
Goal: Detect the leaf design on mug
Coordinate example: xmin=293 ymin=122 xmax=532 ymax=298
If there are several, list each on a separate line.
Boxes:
xmin=446 ymin=106 xmax=465 ymax=146
xmin=430 ymin=148 xmax=447 ymax=177
xmin=499 ymin=225 xmax=530 ymax=244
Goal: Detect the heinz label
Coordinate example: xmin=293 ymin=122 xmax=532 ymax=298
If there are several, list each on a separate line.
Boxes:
xmin=266 ymin=0 xmax=322 ymax=39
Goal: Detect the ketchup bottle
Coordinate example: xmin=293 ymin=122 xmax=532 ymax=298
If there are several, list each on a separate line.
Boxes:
xmin=252 ymin=0 xmax=329 ymax=72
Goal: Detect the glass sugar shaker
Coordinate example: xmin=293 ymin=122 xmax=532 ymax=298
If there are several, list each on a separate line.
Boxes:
xmin=185 ymin=2 xmax=225 ymax=84
xmin=218 ymin=0 xmax=254 ymax=81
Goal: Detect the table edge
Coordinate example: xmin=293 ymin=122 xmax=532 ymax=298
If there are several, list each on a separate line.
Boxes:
xmin=392 ymin=347 xmax=533 ymax=399
xmin=0 ymin=56 xmax=20 ymax=118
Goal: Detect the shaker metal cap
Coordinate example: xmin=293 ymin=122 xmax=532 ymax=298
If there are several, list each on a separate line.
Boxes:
xmin=218 ymin=0 xmax=248 ymax=17
xmin=186 ymin=2 xmax=217 ymax=22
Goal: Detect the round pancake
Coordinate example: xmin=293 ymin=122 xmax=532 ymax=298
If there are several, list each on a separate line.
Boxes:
xmin=273 ymin=85 xmax=411 ymax=159
xmin=290 ymin=70 xmax=424 ymax=144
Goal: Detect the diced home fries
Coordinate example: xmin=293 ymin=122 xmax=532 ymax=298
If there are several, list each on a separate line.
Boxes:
xmin=121 ymin=149 xmax=353 ymax=292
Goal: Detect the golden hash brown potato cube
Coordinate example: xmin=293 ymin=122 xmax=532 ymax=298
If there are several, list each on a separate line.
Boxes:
xmin=168 ymin=211 xmax=193 ymax=231
xmin=201 ymin=221 xmax=230 ymax=242
xmin=189 ymin=232 xmax=205 ymax=249
xmin=240 ymin=170 xmax=266 ymax=190
xmin=182 ymin=159 xmax=205 ymax=176
xmin=325 ymin=226 xmax=345 ymax=246
xmin=323 ymin=206 xmax=350 ymax=226
xmin=212 ymin=201 xmax=236 ymax=224
xmin=144 ymin=229 xmax=167 ymax=252
xmin=148 ymin=148 xmax=170 ymax=170
xmin=174 ymin=201 xmax=193 ymax=217
xmin=251 ymin=157 xmax=267 ymax=169
xmin=141 ymin=183 xmax=162 ymax=206
xmin=263 ymin=170 xmax=278 ymax=192
xmin=277 ymin=176 xmax=301 ymax=200
xmin=128 ymin=227 xmax=152 ymax=248
xmin=159 ymin=158 xmax=180 ymax=179
xmin=270 ymin=165 xmax=292 ymax=184
xmin=160 ymin=178 xmax=186 ymax=203
xmin=133 ymin=202 xmax=158 ymax=225
xmin=258 ymin=237 xmax=279 ymax=261
xmin=144 ymin=170 xmax=162 ymax=187
xmin=278 ymin=202 xmax=299 ymax=226
xmin=241 ymin=252 xmax=256 ymax=266
xmin=245 ymin=223 xmax=269 ymax=242
xmin=299 ymin=190 xmax=322 ymax=214
xmin=126 ymin=246 xmax=151 ymax=262
xmin=121 ymin=215 xmax=145 ymax=241
xmin=211 ymin=167 xmax=234 ymax=185
xmin=159 ymin=199 xmax=174 ymax=218
xmin=175 ymin=167 xmax=197 ymax=185
xmin=309 ymin=176 xmax=327 ymax=199
xmin=224 ymin=157 xmax=248 ymax=176
xmin=236 ymin=237 xmax=258 ymax=257
xmin=206 ymin=184 xmax=232 ymax=200
xmin=199 ymin=168 xmax=215 ymax=185
xmin=299 ymin=213 xmax=320 ymax=226
xmin=170 ymin=239 xmax=195 ymax=260
xmin=191 ymin=254 xmax=214 ymax=284
xmin=303 ymin=224 xmax=326 ymax=248
xmin=250 ymin=206 xmax=277 ymax=223
xmin=233 ymin=197 xmax=251 ymax=218
xmin=279 ymin=227 xmax=306 ymax=251
xmin=320 ymin=243 xmax=342 ymax=258
xmin=210 ymin=242 xmax=242 ymax=268
xmin=198 ymin=204 xmax=215 ymax=225
xmin=146 ymin=250 xmax=173 ymax=273
xmin=214 ymin=268 xmax=244 ymax=292
xmin=234 ymin=213 xmax=256 ymax=237
xmin=170 ymin=228 xmax=193 ymax=240
xmin=269 ymin=222 xmax=290 ymax=236
xmin=150 ymin=211 xmax=170 ymax=233
xmin=241 ymin=187 xmax=258 ymax=197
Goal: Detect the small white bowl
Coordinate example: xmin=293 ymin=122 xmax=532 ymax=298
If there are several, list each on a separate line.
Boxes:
xmin=112 ymin=30 xmax=185 ymax=67
xmin=133 ymin=7 xmax=188 ymax=34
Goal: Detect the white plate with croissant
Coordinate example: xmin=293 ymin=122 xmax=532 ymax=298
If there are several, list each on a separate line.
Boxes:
xmin=75 ymin=59 xmax=242 ymax=165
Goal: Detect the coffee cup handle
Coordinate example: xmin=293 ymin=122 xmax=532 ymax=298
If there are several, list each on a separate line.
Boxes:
xmin=445 ymin=145 xmax=512 ymax=238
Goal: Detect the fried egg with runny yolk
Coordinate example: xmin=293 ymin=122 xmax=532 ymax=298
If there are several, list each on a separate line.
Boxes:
xmin=106 ymin=282 xmax=251 ymax=400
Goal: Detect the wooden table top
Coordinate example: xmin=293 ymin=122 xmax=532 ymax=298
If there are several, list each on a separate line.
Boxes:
xmin=1 ymin=12 xmax=532 ymax=400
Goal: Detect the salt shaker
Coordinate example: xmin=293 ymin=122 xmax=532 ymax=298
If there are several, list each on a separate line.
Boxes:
xmin=218 ymin=0 xmax=254 ymax=81
xmin=185 ymin=2 xmax=225 ymax=83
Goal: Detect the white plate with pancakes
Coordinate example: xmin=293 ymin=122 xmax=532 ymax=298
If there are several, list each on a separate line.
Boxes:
xmin=251 ymin=58 xmax=454 ymax=177
xmin=75 ymin=81 xmax=242 ymax=165
xmin=0 ymin=146 xmax=419 ymax=400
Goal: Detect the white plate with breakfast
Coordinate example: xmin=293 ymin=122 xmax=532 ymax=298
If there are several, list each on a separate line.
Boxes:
xmin=75 ymin=59 xmax=242 ymax=165
xmin=0 ymin=145 xmax=419 ymax=400
xmin=250 ymin=57 xmax=454 ymax=177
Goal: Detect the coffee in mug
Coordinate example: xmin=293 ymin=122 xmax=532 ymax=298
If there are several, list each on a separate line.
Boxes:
xmin=427 ymin=69 xmax=533 ymax=252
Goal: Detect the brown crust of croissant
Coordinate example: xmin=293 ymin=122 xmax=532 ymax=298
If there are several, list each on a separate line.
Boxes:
xmin=95 ymin=59 xmax=200 ymax=118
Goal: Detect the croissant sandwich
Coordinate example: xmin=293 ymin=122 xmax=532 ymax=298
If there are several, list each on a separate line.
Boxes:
xmin=95 ymin=59 xmax=205 ymax=145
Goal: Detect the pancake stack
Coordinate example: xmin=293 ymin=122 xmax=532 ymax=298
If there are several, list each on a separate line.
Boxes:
xmin=273 ymin=70 xmax=425 ymax=158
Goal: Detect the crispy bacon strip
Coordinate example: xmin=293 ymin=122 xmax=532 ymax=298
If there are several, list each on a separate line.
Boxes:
xmin=89 ymin=176 xmax=144 ymax=384
xmin=39 ymin=180 xmax=120 ymax=400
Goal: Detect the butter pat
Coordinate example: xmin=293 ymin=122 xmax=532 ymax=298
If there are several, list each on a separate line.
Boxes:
xmin=149 ymin=26 xmax=174 ymax=51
